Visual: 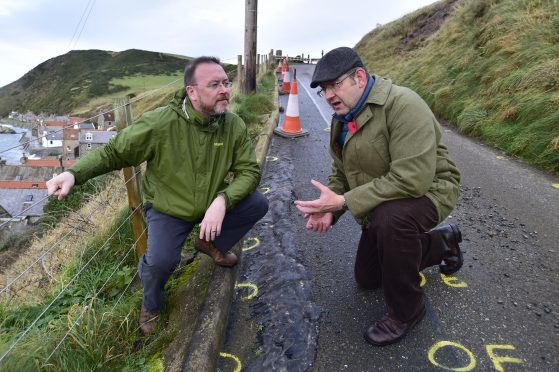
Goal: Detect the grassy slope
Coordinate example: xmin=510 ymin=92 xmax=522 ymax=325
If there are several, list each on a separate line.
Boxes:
xmin=355 ymin=0 xmax=559 ymax=173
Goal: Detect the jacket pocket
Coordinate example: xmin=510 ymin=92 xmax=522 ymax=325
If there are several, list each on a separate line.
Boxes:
xmin=354 ymin=135 xmax=390 ymax=179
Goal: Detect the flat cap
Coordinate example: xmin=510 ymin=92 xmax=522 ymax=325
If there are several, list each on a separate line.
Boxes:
xmin=310 ymin=47 xmax=364 ymax=88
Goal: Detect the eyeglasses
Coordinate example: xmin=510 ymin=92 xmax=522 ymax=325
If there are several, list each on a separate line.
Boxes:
xmin=316 ymin=68 xmax=358 ymax=97
xmin=190 ymin=80 xmax=233 ymax=90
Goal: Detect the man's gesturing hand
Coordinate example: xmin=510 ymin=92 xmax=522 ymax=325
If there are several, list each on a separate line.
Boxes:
xmin=199 ymin=194 xmax=226 ymax=241
xmin=305 ymin=212 xmax=334 ymax=233
xmin=294 ymin=179 xmax=345 ymax=214
xmin=46 ymin=171 xmax=76 ymax=200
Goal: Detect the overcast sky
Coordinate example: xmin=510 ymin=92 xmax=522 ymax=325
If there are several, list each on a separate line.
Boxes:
xmin=0 ymin=0 xmax=438 ymax=87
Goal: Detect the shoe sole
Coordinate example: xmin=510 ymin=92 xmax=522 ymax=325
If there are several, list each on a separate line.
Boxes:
xmin=439 ymin=224 xmax=463 ymax=275
xmin=364 ymin=306 xmax=427 ymax=347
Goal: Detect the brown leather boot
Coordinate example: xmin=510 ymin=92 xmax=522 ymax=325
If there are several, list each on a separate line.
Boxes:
xmin=139 ymin=303 xmax=159 ymax=335
xmin=364 ymin=306 xmax=426 ymax=346
xmin=195 ymin=237 xmax=238 ymax=267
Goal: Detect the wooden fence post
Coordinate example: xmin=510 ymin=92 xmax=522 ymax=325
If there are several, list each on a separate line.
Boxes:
xmin=237 ymin=55 xmax=243 ymax=90
xmin=114 ymin=97 xmax=147 ymax=258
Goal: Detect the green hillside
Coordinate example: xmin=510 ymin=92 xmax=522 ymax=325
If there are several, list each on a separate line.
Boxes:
xmin=355 ymin=0 xmax=559 ymax=173
xmin=0 ymin=49 xmax=191 ymax=117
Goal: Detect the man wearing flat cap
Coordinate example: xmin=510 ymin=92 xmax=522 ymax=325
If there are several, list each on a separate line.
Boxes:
xmin=295 ymin=47 xmax=463 ymax=346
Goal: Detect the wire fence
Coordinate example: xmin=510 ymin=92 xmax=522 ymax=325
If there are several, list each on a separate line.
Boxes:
xmin=0 ymin=204 xmax=142 ymax=363
xmin=44 ymin=225 xmax=146 ymax=363
xmin=0 ymin=168 xmax=140 ymax=298
xmin=0 ymin=70 xmax=173 ymax=365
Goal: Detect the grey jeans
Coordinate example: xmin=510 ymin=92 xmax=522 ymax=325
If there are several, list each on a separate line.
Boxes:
xmin=139 ymin=191 xmax=269 ymax=311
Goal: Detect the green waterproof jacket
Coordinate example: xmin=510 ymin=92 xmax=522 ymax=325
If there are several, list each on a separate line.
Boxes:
xmin=69 ymin=89 xmax=261 ymax=222
xmin=329 ymin=76 xmax=461 ymax=226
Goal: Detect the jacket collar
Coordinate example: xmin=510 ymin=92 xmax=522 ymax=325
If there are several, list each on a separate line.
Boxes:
xmin=170 ymin=88 xmax=222 ymax=133
xmin=365 ymin=75 xmax=392 ymax=106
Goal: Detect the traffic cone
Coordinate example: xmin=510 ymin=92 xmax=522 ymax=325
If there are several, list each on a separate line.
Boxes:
xmin=281 ymin=62 xmax=291 ymax=93
xmin=274 ymin=69 xmax=308 ymax=138
xmin=276 ymin=58 xmax=283 ymax=82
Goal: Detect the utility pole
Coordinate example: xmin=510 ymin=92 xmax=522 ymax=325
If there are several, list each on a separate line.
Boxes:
xmin=243 ymin=0 xmax=257 ymax=93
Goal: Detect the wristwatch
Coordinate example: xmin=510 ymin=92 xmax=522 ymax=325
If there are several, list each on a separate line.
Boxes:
xmin=342 ymin=196 xmax=349 ymax=211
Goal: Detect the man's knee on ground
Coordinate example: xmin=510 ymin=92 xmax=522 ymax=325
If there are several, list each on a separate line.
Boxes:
xmin=251 ymin=191 xmax=269 ymax=219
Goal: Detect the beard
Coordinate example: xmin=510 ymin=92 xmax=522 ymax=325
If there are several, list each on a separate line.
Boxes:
xmin=201 ymin=95 xmax=230 ymax=116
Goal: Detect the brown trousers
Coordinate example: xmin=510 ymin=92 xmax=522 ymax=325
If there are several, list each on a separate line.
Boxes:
xmin=354 ymin=196 xmax=443 ymax=322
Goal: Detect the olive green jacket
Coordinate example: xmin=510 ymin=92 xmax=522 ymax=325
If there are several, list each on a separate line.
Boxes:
xmin=329 ymin=76 xmax=461 ymax=226
xmin=69 ymin=89 xmax=261 ymax=222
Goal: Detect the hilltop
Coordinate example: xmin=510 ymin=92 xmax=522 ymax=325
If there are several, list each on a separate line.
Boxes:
xmin=0 ymin=49 xmax=192 ymax=117
xmin=355 ymin=0 xmax=558 ymax=173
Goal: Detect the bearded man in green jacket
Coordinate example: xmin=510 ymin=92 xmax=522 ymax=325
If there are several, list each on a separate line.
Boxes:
xmin=47 ymin=56 xmax=268 ymax=335
xmin=295 ymin=47 xmax=463 ymax=346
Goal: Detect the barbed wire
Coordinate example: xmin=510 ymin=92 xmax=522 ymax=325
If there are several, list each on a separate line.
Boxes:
xmin=0 ymin=203 xmax=141 ymax=363
xmin=0 ymin=168 xmax=141 ymax=296
xmin=44 ymin=226 xmax=146 ymax=363
xmin=0 ymin=77 xmax=183 ymax=156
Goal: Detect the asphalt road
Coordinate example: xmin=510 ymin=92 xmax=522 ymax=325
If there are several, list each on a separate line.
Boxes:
xmin=219 ymin=64 xmax=559 ymax=371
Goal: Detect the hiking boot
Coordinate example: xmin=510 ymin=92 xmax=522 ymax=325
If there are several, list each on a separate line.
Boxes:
xmin=194 ymin=237 xmax=238 ymax=267
xmin=139 ymin=302 xmax=159 ymax=335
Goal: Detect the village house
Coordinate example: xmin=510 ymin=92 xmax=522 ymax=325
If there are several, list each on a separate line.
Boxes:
xmin=41 ymin=126 xmax=64 ymax=148
xmin=97 ymin=112 xmax=115 ymax=130
xmin=63 ymin=128 xmax=80 ymax=159
xmin=80 ymin=130 xmax=117 ymax=155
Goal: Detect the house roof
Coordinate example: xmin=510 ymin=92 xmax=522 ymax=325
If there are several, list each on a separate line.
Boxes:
xmin=0 ymin=180 xmax=47 ymax=189
xmin=63 ymin=128 xmax=79 ymax=140
xmin=80 ymin=130 xmax=117 ymax=144
xmin=22 ymin=159 xmax=76 ymax=167
xmin=43 ymin=127 xmax=64 ymax=141
xmin=0 ymin=165 xmax=57 ymax=180
xmin=0 ymin=188 xmax=48 ymax=217
xmin=43 ymin=120 xmax=67 ymax=127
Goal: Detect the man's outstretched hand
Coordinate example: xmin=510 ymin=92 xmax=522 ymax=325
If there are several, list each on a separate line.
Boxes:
xmin=294 ymin=179 xmax=345 ymax=214
xmin=46 ymin=171 xmax=76 ymax=200
xmin=295 ymin=179 xmax=346 ymax=233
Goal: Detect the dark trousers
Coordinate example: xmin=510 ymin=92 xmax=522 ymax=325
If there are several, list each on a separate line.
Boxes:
xmin=354 ymin=196 xmax=443 ymax=322
xmin=139 ymin=191 xmax=269 ymax=312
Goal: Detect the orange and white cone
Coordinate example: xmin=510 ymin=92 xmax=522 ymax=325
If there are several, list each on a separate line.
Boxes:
xmin=274 ymin=70 xmax=308 ymax=138
xmin=276 ymin=58 xmax=283 ymax=82
xmin=281 ymin=62 xmax=291 ymax=93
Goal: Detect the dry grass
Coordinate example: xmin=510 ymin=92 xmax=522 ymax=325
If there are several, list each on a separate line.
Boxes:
xmin=0 ymin=175 xmax=128 ymax=305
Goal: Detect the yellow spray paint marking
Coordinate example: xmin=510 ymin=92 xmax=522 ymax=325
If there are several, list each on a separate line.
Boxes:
xmin=552 ymin=183 xmax=559 ymax=190
xmin=266 ymin=155 xmax=279 ymax=162
xmin=219 ymin=352 xmax=242 ymax=372
xmin=260 ymin=186 xmax=271 ymax=194
xmin=440 ymin=273 xmax=468 ymax=288
xmin=496 ymin=156 xmax=506 ymax=160
xmin=242 ymin=237 xmax=260 ymax=252
xmin=419 ymin=272 xmax=426 ymax=287
xmin=323 ymin=127 xmax=331 ymax=132
xmin=235 ymin=282 xmax=258 ymax=300
xmin=486 ymin=344 xmax=523 ymax=371
xmin=428 ymin=341 xmax=476 ymax=371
